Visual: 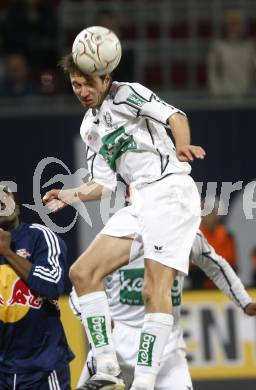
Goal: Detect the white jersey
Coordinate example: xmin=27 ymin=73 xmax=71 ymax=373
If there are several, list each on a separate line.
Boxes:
xmin=69 ymin=231 xmax=252 ymax=329
xmin=80 ymin=81 xmax=191 ymax=191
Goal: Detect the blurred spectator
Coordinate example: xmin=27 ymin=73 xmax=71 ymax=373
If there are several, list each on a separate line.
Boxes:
xmin=0 ymin=54 xmax=40 ymax=97
xmin=39 ymin=70 xmax=61 ymax=96
xmin=96 ymin=9 xmax=135 ymax=82
xmin=190 ymin=197 xmax=237 ymax=289
xmin=2 ymin=0 xmax=59 ymax=72
xmin=207 ymin=9 xmax=256 ymax=97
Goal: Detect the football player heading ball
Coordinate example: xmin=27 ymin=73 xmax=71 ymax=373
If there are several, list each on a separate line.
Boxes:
xmin=44 ymin=24 xmax=206 ymax=390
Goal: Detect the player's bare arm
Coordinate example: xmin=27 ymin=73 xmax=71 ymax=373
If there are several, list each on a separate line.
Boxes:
xmin=43 ymin=180 xmax=112 ymax=213
xmin=168 ymin=112 xmax=206 ymax=162
xmin=0 ymin=228 xmax=32 ymax=281
xmin=244 ymin=302 xmax=256 ymax=316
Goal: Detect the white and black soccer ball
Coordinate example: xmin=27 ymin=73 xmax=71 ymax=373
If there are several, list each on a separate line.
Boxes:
xmin=72 ymin=26 xmax=122 ymax=76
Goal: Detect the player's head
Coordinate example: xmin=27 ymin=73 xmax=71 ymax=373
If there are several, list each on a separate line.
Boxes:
xmin=59 ymin=53 xmax=112 ymax=109
xmin=0 ymin=185 xmax=20 ymax=231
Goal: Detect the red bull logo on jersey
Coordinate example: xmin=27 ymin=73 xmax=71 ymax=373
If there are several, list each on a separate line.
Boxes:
xmin=0 ymin=264 xmax=42 ymax=323
xmin=8 ymin=278 xmax=42 ymax=308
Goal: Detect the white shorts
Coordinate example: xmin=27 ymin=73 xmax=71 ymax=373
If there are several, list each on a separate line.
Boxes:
xmin=79 ymin=321 xmax=193 ymax=390
xmin=101 ymin=174 xmax=201 ymax=275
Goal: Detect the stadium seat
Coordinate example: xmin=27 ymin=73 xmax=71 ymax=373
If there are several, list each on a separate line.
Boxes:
xmin=120 ymin=24 xmax=138 ymax=40
xmin=170 ymin=62 xmax=189 ymax=88
xmin=195 ymin=63 xmax=207 ymax=87
xmin=168 ymin=22 xmax=189 ymax=39
xmin=197 ymin=20 xmax=213 ymax=38
xmin=145 ymin=23 xmax=161 ymax=39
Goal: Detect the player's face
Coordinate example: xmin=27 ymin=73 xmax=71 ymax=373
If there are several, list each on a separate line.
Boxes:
xmin=0 ymin=191 xmax=19 ymax=231
xmin=70 ymin=72 xmax=110 ymax=109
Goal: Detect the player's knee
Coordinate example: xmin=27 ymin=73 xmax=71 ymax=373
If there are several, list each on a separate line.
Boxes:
xmin=69 ymin=258 xmax=103 ymax=289
xmin=69 ymin=260 xmax=91 ymax=286
xmin=69 ymin=262 xmax=83 ymax=286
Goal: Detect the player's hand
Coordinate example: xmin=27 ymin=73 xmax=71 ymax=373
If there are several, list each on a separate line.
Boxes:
xmin=43 ymin=189 xmax=64 ymax=213
xmin=0 ymin=228 xmax=12 ymax=256
xmin=176 ymin=145 xmax=206 ymax=162
xmin=244 ymin=302 xmax=256 ymax=316
xmin=43 ymin=189 xmax=68 ymax=213
xmin=43 ymin=188 xmax=79 ymax=213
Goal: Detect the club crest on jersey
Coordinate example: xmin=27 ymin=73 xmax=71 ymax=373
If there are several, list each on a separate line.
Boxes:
xmin=103 ymin=111 xmax=112 ymax=127
xmin=16 ymin=249 xmax=31 ymax=258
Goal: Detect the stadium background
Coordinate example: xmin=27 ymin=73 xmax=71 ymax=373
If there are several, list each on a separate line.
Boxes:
xmin=0 ymin=0 xmax=256 ymax=389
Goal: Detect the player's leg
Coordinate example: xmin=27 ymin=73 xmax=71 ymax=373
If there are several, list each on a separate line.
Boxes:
xmin=70 ymin=234 xmax=132 ymax=295
xmin=131 ymin=261 xmax=176 ymax=390
xmin=131 ymin=174 xmax=201 ymax=390
xmin=73 ymin=306 xmax=137 ymax=390
xmin=69 ymin=233 xmax=132 ymax=386
xmin=70 ymin=206 xmax=139 ymax=389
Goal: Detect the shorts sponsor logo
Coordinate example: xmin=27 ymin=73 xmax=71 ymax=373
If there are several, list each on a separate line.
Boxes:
xmin=87 ymin=316 xmax=108 ymax=348
xmin=138 ymin=332 xmax=156 ymax=366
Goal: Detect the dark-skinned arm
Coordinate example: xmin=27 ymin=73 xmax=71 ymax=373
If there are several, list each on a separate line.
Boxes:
xmin=0 ymin=228 xmax=32 ymax=282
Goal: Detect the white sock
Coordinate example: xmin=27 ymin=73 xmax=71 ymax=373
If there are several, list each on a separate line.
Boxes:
xmin=78 ymin=291 xmax=120 ymax=376
xmin=133 ymin=313 xmax=174 ymax=390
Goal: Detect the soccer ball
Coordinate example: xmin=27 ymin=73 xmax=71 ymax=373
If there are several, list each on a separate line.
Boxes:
xmin=72 ymin=26 xmax=122 ymax=76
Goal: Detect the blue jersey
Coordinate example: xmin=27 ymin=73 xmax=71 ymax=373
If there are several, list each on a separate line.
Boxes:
xmin=0 ymin=222 xmax=74 ymax=373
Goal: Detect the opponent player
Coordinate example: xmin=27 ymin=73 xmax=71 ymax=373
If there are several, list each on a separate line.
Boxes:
xmin=43 ymin=51 xmax=205 ymax=390
xmin=0 ymin=185 xmax=74 ymax=389
xmin=70 ymin=231 xmax=256 ymax=390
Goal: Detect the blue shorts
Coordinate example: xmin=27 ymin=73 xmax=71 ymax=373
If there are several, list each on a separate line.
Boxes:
xmin=0 ymin=364 xmax=71 ymax=390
